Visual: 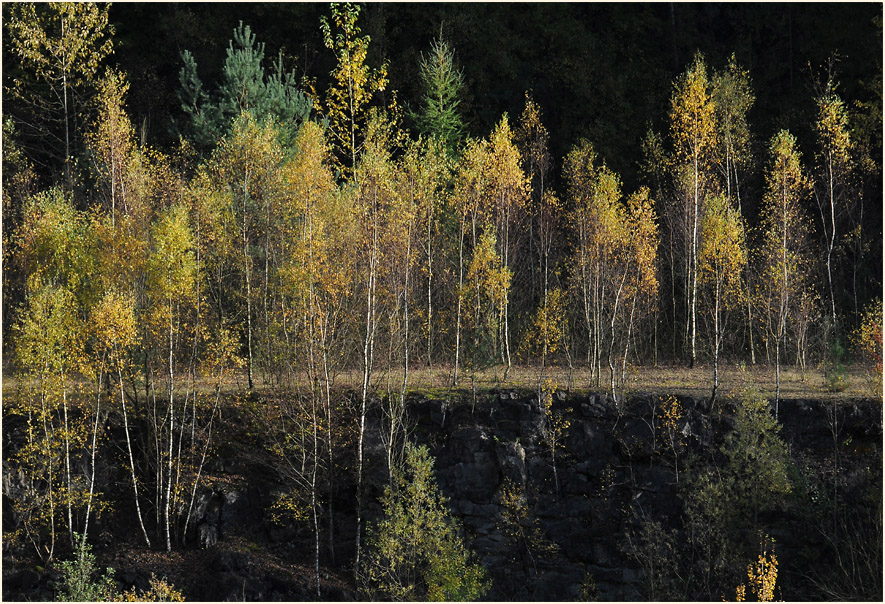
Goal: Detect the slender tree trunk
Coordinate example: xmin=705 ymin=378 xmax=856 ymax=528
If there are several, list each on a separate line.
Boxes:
xmin=747 ymin=284 xmax=756 ymax=365
xmin=355 ymin=196 xmax=379 ymax=579
xmin=669 ymin=230 xmax=677 ymax=359
xmin=119 ymin=361 xmax=151 ymax=547
xmin=150 ymin=371 xmax=162 ymax=529
xmin=62 ymin=17 xmax=72 ymax=191
xmin=503 ymin=212 xmax=512 ymax=369
xmin=775 ymin=194 xmax=791 ymax=419
xmin=504 ymin=286 xmax=512 ymax=368
xmin=322 ymin=337 xmax=336 ymax=566
xmin=426 ymin=204 xmax=433 ymax=374
xmin=349 ymin=78 xmax=357 ymax=183
xmin=165 ymin=300 xmax=175 ymax=553
xmin=311 ymin=388 xmax=321 ymax=598
xmin=609 ymin=271 xmax=628 ymax=403
xmin=82 ymin=358 xmax=105 ymax=548
xmin=712 ymin=282 xmax=720 ymax=405
xmin=622 ymin=296 xmax=638 ymax=388
xmin=183 ymin=385 xmax=220 ymax=542
xmin=690 ymin=154 xmax=700 ymax=368
xmin=62 ymin=385 xmax=73 ymax=546
xmin=775 ymin=327 xmax=782 ymax=421
xmin=244 ymin=168 xmax=255 ymax=390
xmin=264 ymin=195 xmax=271 ymax=333
xmin=453 ymin=217 xmax=465 ymax=387
xmin=41 ymin=389 xmax=57 ymax=563
xmin=400 ymin=219 xmax=412 ymax=428
xmin=725 ymin=142 xmax=732 ymax=204
xmin=825 ymin=159 xmax=837 ymax=327
xmin=580 ymin=240 xmax=593 ymax=372
xmin=592 ymin=263 xmax=598 ymax=384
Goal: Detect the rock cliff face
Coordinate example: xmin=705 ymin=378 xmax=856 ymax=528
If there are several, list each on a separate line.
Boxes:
xmin=400 ymin=391 xmax=881 ymax=601
xmin=407 ymin=391 xmax=702 ymax=600
xmin=3 ymin=389 xmax=881 ymax=601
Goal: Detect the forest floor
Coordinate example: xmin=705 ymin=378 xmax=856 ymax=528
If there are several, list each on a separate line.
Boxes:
xmin=2 ymin=362 xmax=880 ymax=402
xmin=265 ymin=361 xmax=881 ymax=402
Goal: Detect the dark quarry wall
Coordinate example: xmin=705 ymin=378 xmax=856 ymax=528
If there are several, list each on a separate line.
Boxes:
xmin=3 ymin=389 xmax=881 ymax=601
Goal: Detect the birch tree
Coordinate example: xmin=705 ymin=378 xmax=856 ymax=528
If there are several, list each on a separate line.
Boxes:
xmin=670 ymin=52 xmax=717 ymax=367
xmin=712 ymin=53 xmax=754 ymax=212
xmin=619 ymin=187 xmax=659 ymax=389
xmin=91 ymin=290 xmax=152 ymax=548
xmin=208 ymin=113 xmax=287 ymax=389
xmin=10 ymin=284 xmax=86 ymax=562
xmin=758 ymin=130 xmax=813 ymax=415
xmin=145 ymin=204 xmax=197 ymax=552
xmin=351 ymin=113 xmax=399 ymax=577
xmin=11 ymin=188 xmax=96 ymax=556
xmin=813 ymin=77 xmax=852 ymax=330
xmin=318 ymin=2 xmax=389 ymax=182
xmin=450 ymin=137 xmax=489 ymax=386
xmin=698 ymin=195 xmax=746 ymax=405
xmin=484 ymin=115 xmax=529 ymax=369
xmin=5 ymin=1 xmax=114 ymax=189
xmin=564 ymin=140 xmax=622 ymax=385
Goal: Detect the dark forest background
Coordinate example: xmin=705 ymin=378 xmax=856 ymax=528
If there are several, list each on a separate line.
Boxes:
xmin=104 ymin=2 xmax=881 ymax=190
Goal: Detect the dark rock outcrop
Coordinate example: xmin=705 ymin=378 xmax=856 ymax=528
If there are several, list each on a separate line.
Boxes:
xmin=3 ymin=389 xmax=880 ymax=602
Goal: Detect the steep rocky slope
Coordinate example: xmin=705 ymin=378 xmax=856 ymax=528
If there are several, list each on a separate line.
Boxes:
xmin=3 ymin=389 xmax=881 ymax=601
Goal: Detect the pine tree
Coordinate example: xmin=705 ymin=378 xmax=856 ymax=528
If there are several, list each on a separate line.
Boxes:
xmin=178 ymin=22 xmax=312 ymax=151
xmin=412 ymin=31 xmax=466 ymax=155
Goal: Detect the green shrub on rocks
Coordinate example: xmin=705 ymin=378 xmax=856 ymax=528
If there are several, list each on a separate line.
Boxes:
xmin=361 ymin=443 xmax=489 ymax=601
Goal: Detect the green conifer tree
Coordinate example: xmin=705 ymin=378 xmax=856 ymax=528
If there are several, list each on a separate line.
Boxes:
xmin=178 ymin=22 xmax=311 ymax=151
xmin=412 ymin=31 xmax=466 ymax=155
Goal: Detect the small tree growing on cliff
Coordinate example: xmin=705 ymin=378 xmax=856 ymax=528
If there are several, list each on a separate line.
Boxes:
xmin=539 ymin=378 xmax=570 ymax=499
xmin=734 ymin=536 xmax=779 ymax=602
xmin=622 ymin=512 xmax=681 ymax=601
xmin=657 ymin=395 xmax=686 ymax=484
xmin=56 ymin=535 xmax=117 ymax=602
xmin=496 ymin=479 xmax=559 ymax=599
xmin=683 ymin=389 xmax=791 ymax=597
xmin=361 ymin=443 xmax=488 ymax=601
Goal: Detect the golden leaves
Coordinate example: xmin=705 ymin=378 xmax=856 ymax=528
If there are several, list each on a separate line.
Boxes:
xmin=734 ymin=537 xmax=779 ymax=602
xmin=91 ymin=290 xmax=138 ymax=358
xmin=320 ymin=3 xmax=390 ymax=179
xmin=6 ymin=2 xmax=114 ymax=86
xmin=147 ymin=204 xmax=197 ymax=302
xmin=815 ymin=93 xmax=851 ymax=166
xmin=670 ymin=52 xmax=717 ymax=165
xmin=466 ymin=228 xmax=511 ymax=319
xmin=699 ymin=194 xmax=746 ymax=308
xmin=852 ymin=298 xmax=883 ymax=397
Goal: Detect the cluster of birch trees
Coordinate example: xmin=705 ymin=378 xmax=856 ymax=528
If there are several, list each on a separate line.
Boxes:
xmin=3 ymin=2 xmax=880 ymax=595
